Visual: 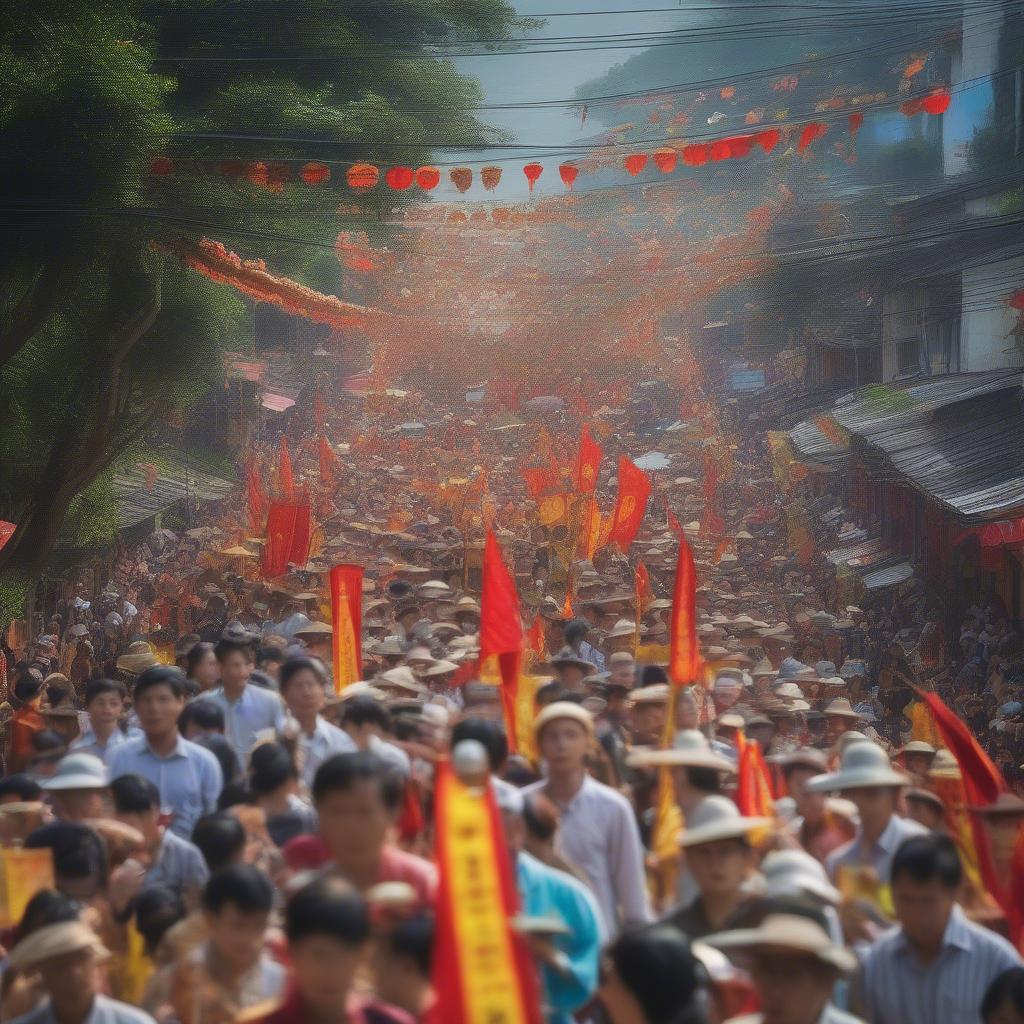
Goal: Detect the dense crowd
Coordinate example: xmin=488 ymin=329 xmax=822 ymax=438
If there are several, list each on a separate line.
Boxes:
xmin=1 ymin=374 xmax=1024 ymax=1024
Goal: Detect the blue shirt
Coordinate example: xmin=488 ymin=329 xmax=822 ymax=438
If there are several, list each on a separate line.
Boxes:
xmin=9 ymin=995 xmax=154 ymax=1024
xmin=516 ymin=851 xmax=603 ymax=1024
xmin=857 ymin=904 xmax=1021 ymax=1024
xmin=108 ymin=735 xmax=223 ymax=839
xmin=144 ymin=827 xmax=210 ymax=894
xmin=292 ymin=715 xmax=357 ymax=793
xmin=826 ymin=813 xmax=929 ymax=885
xmin=70 ymin=725 xmax=142 ymax=764
xmin=196 ymin=684 xmax=285 ymax=765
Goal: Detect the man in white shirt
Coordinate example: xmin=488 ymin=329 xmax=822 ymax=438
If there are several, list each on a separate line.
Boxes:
xmin=523 ymin=701 xmax=652 ymax=934
xmin=278 ymin=655 xmax=355 ymax=792
xmin=339 ymin=694 xmax=411 ymax=777
xmin=70 ymin=679 xmax=141 ymax=763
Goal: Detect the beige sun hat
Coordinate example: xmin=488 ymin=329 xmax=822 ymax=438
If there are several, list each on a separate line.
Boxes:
xmin=606 ymin=618 xmax=639 ymax=639
xmin=678 ymin=795 xmax=773 ymax=847
xmin=422 ymin=659 xmax=459 ymax=678
xmin=7 ymin=921 xmax=109 ymax=971
xmin=805 ymin=739 xmax=909 ymax=793
xmin=626 ymin=683 xmax=670 ymax=708
xmin=899 ymin=740 xmax=936 ymax=756
xmin=376 ymin=667 xmax=427 ymax=696
xmin=927 ymin=748 xmax=962 ymax=780
xmin=115 ymin=641 xmax=159 ymax=675
xmin=704 ymin=913 xmax=856 ymax=973
xmin=294 ymin=620 xmax=333 ymax=638
xmin=761 ymin=849 xmax=841 ymax=905
xmin=821 ymin=697 xmax=862 ymax=719
xmin=628 ymin=729 xmax=735 ymax=772
xmin=534 ymin=701 xmax=594 ymax=738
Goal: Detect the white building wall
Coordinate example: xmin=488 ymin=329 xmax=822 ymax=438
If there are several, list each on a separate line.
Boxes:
xmin=960 ymin=255 xmax=1024 ymax=370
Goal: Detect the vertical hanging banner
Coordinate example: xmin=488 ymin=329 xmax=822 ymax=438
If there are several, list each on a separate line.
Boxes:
xmin=330 ymin=565 xmax=363 ymax=692
xmin=480 ymin=531 xmax=524 ymax=752
xmin=278 ymin=436 xmax=295 ymax=501
xmin=428 ymin=762 xmax=543 ymax=1024
xmin=669 ymin=537 xmax=703 ymax=686
xmin=606 ymin=456 xmax=652 ymax=551
xmin=574 ymin=424 xmax=603 ymax=492
xmin=263 ymin=501 xmax=311 ymax=577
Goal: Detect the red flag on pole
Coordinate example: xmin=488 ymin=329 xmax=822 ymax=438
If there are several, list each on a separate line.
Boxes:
xmin=263 ymin=501 xmax=310 ymax=577
xmin=480 ymin=530 xmax=524 ymax=751
xmin=735 ymin=732 xmax=775 ymax=815
xmin=574 ymin=424 xmax=603 ymax=492
xmin=607 ymin=456 xmax=652 ymax=551
xmin=669 ymin=537 xmax=702 ymax=685
xmin=329 ymin=565 xmax=363 ymax=692
xmin=278 ymin=436 xmax=295 ymax=501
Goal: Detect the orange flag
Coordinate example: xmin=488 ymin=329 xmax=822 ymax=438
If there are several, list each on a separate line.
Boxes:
xmin=735 ymin=732 xmax=775 ymax=816
xmin=278 ymin=436 xmax=295 ymax=501
xmin=481 ymin=531 xmax=524 ymax=752
xmin=318 ymin=435 xmax=339 ymax=489
xmin=329 ymin=565 xmax=363 ymax=692
xmin=669 ymin=537 xmax=702 ymax=685
xmin=607 ymin=456 xmax=652 ymax=551
xmin=666 ymin=502 xmax=684 ymax=536
xmin=574 ymin=424 xmax=603 ymax=492
xmin=428 ymin=761 xmax=543 ymax=1024
xmin=525 ymin=616 xmax=546 ymax=664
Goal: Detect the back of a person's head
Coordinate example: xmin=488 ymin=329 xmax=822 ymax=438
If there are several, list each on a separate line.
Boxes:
xmin=340 ymin=695 xmax=390 ymax=731
xmin=180 ymin=700 xmax=226 ymax=734
xmin=0 ymin=774 xmax=43 ymax=803
xmin=193 ymin=733 xmax=241 ymax=785
xmin=13 ymin=889 xmax=80 ymax=946
xmin=564 ymin=619 xmax=589 ymax=645
xmin=609 ymin=924 xmax=708 ymax=1024
xmin=14 ymin=674 xmax=43 ymax=703
xmin=982 ymin=967 xmax=1024 ymax=1022
xmin=640 ymin=664 xmax=669 ymax=687
xmin=202 ymin=864 xmax=274 ymax=916
xmin=110 ymin=773 xmax=160 ymax=814
xmin=285 ymin=875 xmax=369 ymax=947
xmin=523 ymin=792 xmax=559 ymax=842
xmin=31 ymin=729 xmax=66 ymax=756
xmin=135 ymin=885 xmax=187 ymax=955
xmin=450 ymin=717 xmax=508 ymax=773
xmin=385 ymin=912 xmax=434 ymax=977
xmin=249 ymin=742 xmax=297 ymax=796
xmin=891 ymin=833 xmax=963 ymax=891
xmin=25 ymin=822 xmax=107 ymax=885
xmin=192 ymin=812 xmax=247 ymax=873
xmin=312 ymin=750 xmax=401 ymax=810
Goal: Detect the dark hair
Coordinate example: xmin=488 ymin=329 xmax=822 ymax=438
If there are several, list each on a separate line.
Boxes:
xmin=279 ymin=656 xmax=326 ymax=693
xmin=31 ymin=730 xmax=67 ymax=755
xmin=451 ymin=718 xmax=508 ymax=773
xmin=110 ymin=773 xmax=161 ymax=814
xmin=608 ymin=924 xmax=708 ymax=1024
xmin=202 ymin=864 xmax=274 ymax=915
xmin=25 ymin=822 xmax=108 ymax=887
xmin=185 ymin=642 xmax=216 ymax=678
xmin=214 ymin=636 xmax=255 ymax=664
xmin=193 ymin=734 xmax=241 ymax=785
xmin=340 ymin=695 xmax=390 ymax=731
xmin=13 ymin=889 xmax=79 ymax=946
xmin=191 ymin=813 xmax=247 ymax=873
xmin=45 ymin=682 xmax=70 ymax=707
xmin=891 ymin=833 xmax=963 ymax=891
xmin=640 ymin=665 xmax=669 ymax=687
xmin=285 ymin=876 xmax=370 ymax=946
xmin=564 ymin=619 xmax=590 ymax=645
xmin=982 ymin=967 xmax=1024 ymax=1020
xmin=135 ymin=886 xmax=187 ymax=956
xmin=684 ymin=766 xmax=722 ymax=795
xmin=14 ymin=676 xmax=42 ymax=703
xmin=217 ymin=780 xmax=253 ymax=811
xmin=383 ymin=912 xmax=434 ymax=976
xmin=257 ymin=647 xmax=287 ymax=668
xmin=249 ymin=742 xmax=297 ymax=796
xmin=179 ymin=700 xmax=226 ymax=734
xmin=523 ymin=792 xmax=559 ymax=842
xmin=84 ymin=678 xmax=127 ymax=706
xmin=248 ymin=669 xmax=278 ymax=693
xmin=133 ymin=665 xmax=188 ymax=702
xmin=536 ymin=681 xmax=565 ymax=707
xmin=0 ymin=774 xmax=43 ymax=802
xmin=312 ymin=751 xmax=402 ymax=811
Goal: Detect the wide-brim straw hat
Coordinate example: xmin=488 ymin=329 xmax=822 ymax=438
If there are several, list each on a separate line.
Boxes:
xmin=821 ymin=697 xmax=862 ymax=720
xmin=704 ymin=914 xmax=856 ymax=973
xmin=762 ymin=849 xmax=842 ymax=905
xmin=376 ymin=668 xmax=428 ymax=696
xmin=806 ymin=739 xmax=909 ymax=792
xmin=678 ymin=795 xmax=773 ymax=847
xmin=7 ymin=921 xmax=109 ymax=971
xmin=927 ymin=748 xmax=961 ymax=780
xmin=534 ymin=701 xmax=594 ymax=738
xmin=115 ymin=641 xmax=159 ymax=674
xmin=550 ymin=648 xmax=597 ymax=675
xmin=628 ymin=729 xmax=734 ymax=772
xmin=294 ymin=620 xmax=333 ymax=638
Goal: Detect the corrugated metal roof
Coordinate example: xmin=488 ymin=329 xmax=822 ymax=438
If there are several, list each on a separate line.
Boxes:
xmin=790 ymin=419 xmax=849 ymax=462
xmin=862 ymin=561 xmax=915 ymax=590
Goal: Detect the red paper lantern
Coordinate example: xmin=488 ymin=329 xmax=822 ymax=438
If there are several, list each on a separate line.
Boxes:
xmin=149 ymin=156 xmax=174 ymax=176
xmin=247 ymin=162 xmax=269 ymax=187
xmin=653 ymin=147 xmax=677 ymax=173
xmin=848 ymin=113 xmax=865 ymax=139
xmin=624 ymin=153 xmax=648 ymax=176
xmin=416 ymin=166 xmax=440 ymax=190
xmin=450 ymin=167 xmax=473 ymax=193
xmin=726 ymin=135 xmax=752 ymax=158
xmin=481 ymin=166 xmax=502 ymax=190
xmin=922 ymin=90 xmax=951 ymax=115
xmin=347 ymin=163 xmax=379 ymax=189
xmin=1009 ymin=289 xmax=1024 ymax=311
xmin=797 ymin=123 xmax=828 ymax=153
xmin=755 ymin=129 xmax=782 ymax=154
xmin=558 ymin=163 xmax=579 ymax=189
xmin=710 ymin=139 xmax=732 ymax=161
xmin=682 ymin=144 xmax=709 ymax=167
xmin=301 ymin=162 xmax=331 ymax=185
xmin=266 ymin=163 xmax=291 ymax=189
xmin=523 ymin=162 xmax=543 ymax=191
xmin=386 ymin=166 xmax=414 ymax=190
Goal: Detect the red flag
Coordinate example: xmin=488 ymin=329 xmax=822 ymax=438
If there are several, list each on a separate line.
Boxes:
xmin=319 ymin=434 xmax=339 ymax=489
xmin=574 ymin=425 xmax=603 ymax=493
xmin=521 ymin=456 xmax=563 ymax=499
xmin=525 ymin=616 xmax=546 ymax=662
xmin=397 ymin=778 xmax=425 ymax=845
xmin=635 ymin=561 xmax=654 ymax=614
xmin=735 ymin=733 xmax=775 ymax=816
xmin=329 ymin=565 xmax=363 ymax=692
xmin=246 ymin=462 xmax=266 ymax=535
xmin=607 ymin=456 xmax=652 ymax=550
xmin=278 ymin=436 xmax=295 ymax=501
xmin=669 ymin=537 xmax=702 ymax=685
xmin=263 ymin=501 xmax=310 ymax=577
xmin=481 ymin=530 xmax=524 ymax=751
xmin=428 ymin=761 xmax=543 ymax=1024
xmin=666 ymin=503 xmax=684 ymax=536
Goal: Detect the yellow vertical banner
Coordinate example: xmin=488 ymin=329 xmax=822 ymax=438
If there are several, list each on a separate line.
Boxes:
xmin=0 ymin=847 xmax=55 ymax=928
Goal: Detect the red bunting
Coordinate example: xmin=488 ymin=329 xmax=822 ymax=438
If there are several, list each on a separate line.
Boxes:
xmin=1009 ymin=289 xmax=1024 ymax=311
xmin=624 ymin=153 xmax=648 ymax=176
xmin=558 ymin=163 xmax=579 ymax=190
xmin=710 ymin=139 xmax=732 ymax=162
xmin=755 ymin=129 xmax=782 ymax=153
xmin=481 ymin=166 xmax=502 ymax=190
xmin=450 ymin=167 xmax=473 ymax=193
xmin=682 ymin=144 xmax=709 ymax=166
xmin=726 ymin=135 xmax=753 ymax=158
xmin=385 ymin=166 xmax=414 ymax=190
xmin=346 ymin=163 xmax=379 ymax=189
xmin=653 ymin=147 xmax=677 ymax=173
xmin=523 ymin=162 xmax=543 ymax=191
xmin=301 ymin=162 xmax=330 ymax=185
xmin=416 ymin=166 xmax=440 ymax=190
xmin=669 ymin=536 xmax=702 ymax=685
xmin=922 ymin=89 xmax=951 ymax=115
xmin=797 ymin=122 xmax=828 ymax=153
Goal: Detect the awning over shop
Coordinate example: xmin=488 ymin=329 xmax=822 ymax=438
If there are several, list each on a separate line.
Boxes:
xmin=861 ymin=560 xmax=915 ymax=590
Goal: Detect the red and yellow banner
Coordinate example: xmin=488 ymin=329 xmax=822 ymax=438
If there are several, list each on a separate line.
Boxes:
xmin=574 ymin=424 xmax=603 ymax=492
xmin=735 ymin=732 xmax=775 ymax=816
xmin=428 ymin=762 xmax=542 ymax=1024
xmin=669 ymin=537 xmax=702 ymax=686
xmin=263 ymin=501 xmax=311 ymax=577
xmin=606 ymin=456 xmax=652 ymax=551
xmin=330 ymin=564 xmax=363 ymax=692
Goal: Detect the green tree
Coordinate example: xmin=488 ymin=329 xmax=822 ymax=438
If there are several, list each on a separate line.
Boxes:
xmin=0 ymin=0 xmax=523 ymax=613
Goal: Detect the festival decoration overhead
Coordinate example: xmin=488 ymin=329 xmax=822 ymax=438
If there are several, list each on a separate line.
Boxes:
xmin=329 ymin=565 xmax=363 ymax=693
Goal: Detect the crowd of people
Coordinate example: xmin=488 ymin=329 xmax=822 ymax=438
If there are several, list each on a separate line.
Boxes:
xmin=1 ymin=370 xmax=1024 ymax=1024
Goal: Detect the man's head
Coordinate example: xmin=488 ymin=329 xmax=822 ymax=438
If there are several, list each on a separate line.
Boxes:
xmin=14 ymin=673 xmax=43 ymax=707
xmin=312 ymin=752 xmax=403 ymax=870
xmin=845 ymin=784 xmax=900 ymax=832
xmin=687 ymin=836 xmax=756 ymax=900
xmin=340 ymin=696 xmax=392 ymax=749
xmin=286 ymin=876 xmax=371 ymax=1014
xmin=608 ymin=651 xmax=635 ymax=688
xmin=450 ymin=718 xmax=508 ymax=776
xmin=280 ymin=656 xmax=328 ymax=723
xmin=202 ymin=865 xmax=275 ymax=974
xmin=177 ymin=699 xmax=225 ymax=740
xmin=256 ymin=646 xmax=286 ymax=681
xmin=982 ymin=967 xmax=1024 ymax=1024
xmin=132 ymin=666 xmax=188 ymax=738
xmin=192 ymin=813 xmax=247 ymax=873
xmin=25 ymin=822 xmax=108 ymax=901
xmin=213 ymin=636 xmax=255 ymax=690
xmin=534 ymin=703 xmax=593 ymax=775
xmin=370 ymin=913 xmax=434 ymax=1015
xmin=7 ymin=922 xmax=109 ymax=1015
xmin=82 ymin=679 xmax=126 ymax=730
xmin=42 ymin=754 xmax=110 ymax=823
xmin=904 ymin=789 xmax=945 ymax=832
xmin=891 ymin=833 xmax=962 ymax=951
xmin=110 ymin=773 xmax=162 ymax=848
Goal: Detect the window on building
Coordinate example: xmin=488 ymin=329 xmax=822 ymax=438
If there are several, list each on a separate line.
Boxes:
xmin=896 ymin=338 xmax=923 ymax=376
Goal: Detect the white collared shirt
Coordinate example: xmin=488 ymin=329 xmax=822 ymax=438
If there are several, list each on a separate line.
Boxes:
xmin=196 ymin=684 xmax=285 ymax=764
xmin=825 ymin=813 xmax=929 ymax=885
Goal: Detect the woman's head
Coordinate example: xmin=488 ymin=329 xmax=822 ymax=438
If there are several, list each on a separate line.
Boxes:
xmin=185 ymin=642 xmax=219 ymax=688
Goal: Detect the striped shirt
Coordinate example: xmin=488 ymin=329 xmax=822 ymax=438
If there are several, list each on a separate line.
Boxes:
xmin=857 ymin=905 xmax=1021 ymax=1024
